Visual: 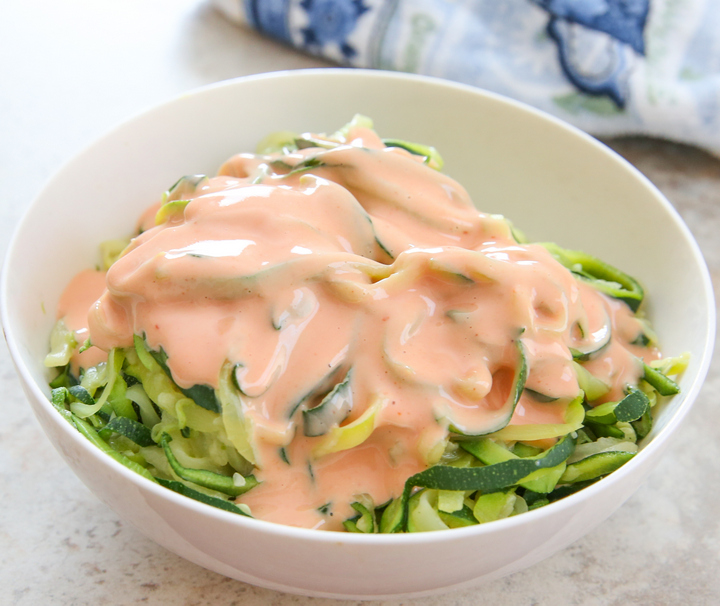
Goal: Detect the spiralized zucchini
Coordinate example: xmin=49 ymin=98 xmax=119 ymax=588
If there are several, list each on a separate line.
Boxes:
xmin=46 ymin=117 xmax=687 ymax=532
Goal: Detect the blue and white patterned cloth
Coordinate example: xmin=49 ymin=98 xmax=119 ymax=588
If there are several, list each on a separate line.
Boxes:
xmin=215 ymin=0 xmax=720 ymax=155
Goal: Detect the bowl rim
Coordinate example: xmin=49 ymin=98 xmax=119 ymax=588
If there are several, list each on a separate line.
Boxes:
xmin=1 ymin=67 xmax=716 ymax=545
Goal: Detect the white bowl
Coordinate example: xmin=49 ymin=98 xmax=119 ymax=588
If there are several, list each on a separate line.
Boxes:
xmin=1 ymin=69 xmax=715 ymax=599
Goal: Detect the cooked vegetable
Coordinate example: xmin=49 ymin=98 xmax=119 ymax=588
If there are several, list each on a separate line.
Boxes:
xmin=381 ymin=139 xmax=444 ymax=170
xmin=99 ymin=417 xmax=154 ymax=447
xmin=160 ymin=433 xmax=258 ymax=497
xmin=44 ymin=320 xmax=77 ymax=368
xmin=541 ymin=243 xmax=644 ymax=312
xmin=46 ymin=116 xmax=686 ymax=531
xmin=137 ymin=337 xmax=221 ymax=414
xmin=303 ymin=370 xmax=354 ymax=437
xmin=642 ymin=362 xmax=680 ymax=396
xmin=560 ymin=451 xmax=636 ymax=483
xmin=448 ymin=341 xmax=527 ymax=436
xmin=157 ymin=479 xmax=252 ymax=516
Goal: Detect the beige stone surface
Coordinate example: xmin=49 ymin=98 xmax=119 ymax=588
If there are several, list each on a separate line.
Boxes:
xmin=1 ymin=1 xmax=718 ymax=605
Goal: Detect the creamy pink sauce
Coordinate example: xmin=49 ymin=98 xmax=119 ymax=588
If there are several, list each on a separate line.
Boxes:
xmin=57 ymin=269 xmax=108 ymax=372
xmin=58 ymin=126 xmax=660 ymax=530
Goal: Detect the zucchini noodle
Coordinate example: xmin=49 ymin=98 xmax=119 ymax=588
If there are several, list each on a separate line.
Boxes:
xmin=46 ymin=116 xmax=687 ymax=532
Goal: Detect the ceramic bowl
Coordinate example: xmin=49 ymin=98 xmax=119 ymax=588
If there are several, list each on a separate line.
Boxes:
xmin=1 ymin=69 xmax=714 ymax=599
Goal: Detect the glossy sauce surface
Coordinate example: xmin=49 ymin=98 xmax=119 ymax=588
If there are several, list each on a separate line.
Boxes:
xmin=60 ymin=127 xmax=658 ymax=529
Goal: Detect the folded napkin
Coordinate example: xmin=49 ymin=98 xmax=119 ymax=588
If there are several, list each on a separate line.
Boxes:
xmin=215 ymin=0 xmax=720 ymax=155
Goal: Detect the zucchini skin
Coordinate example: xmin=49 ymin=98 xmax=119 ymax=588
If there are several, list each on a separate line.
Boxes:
xmin=642 ymin=363 xmax=680 ymax=396
xmin=160 ymin=433 xmax=258 ymax=497
xmin=392 ymin=435 xmax=576 ymax=532
xmin=540 ymin=243 xmax=644 ymax=312
xmin=448 ymin=340 xmax=528 ymax=437
xmin=561 ymin=451 xmax=636 ymax=483
xmin=148 ymin=346 xmax=221 ymax=413
xmin=302 ymin=370 xmax=353 ymax=437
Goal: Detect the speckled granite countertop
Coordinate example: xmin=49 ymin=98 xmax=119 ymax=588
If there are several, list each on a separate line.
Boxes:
xmin=1 ymin=2 xmax=718 ymax=605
